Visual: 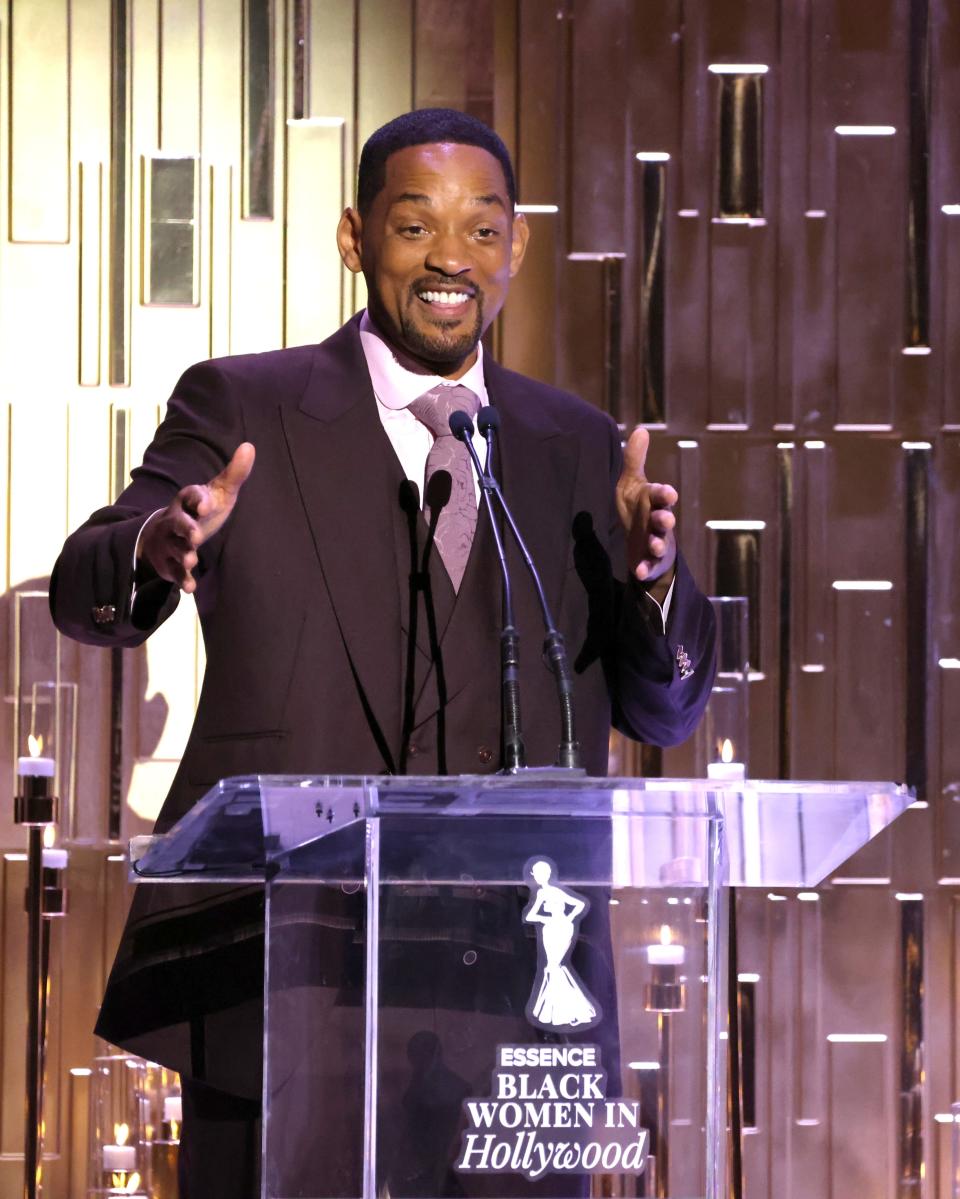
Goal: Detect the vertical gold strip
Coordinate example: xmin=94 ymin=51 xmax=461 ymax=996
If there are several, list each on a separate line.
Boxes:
xmin=284 ymin=119 xmax=346 ymax=346
xmin=158 ymin=0 xmax=201 ymax=151
xmin=67 ymin=1069 xmax=91 ymax=1198
xmin=0 ymin=858 xmax=28 ymax=1155
xmin=79 ymin=163 xmax=104 ymax=386
xmin=9 ymin=0 xmax=70 ymax=242
xmin=109 ymin=1 xmax=132 ymax=386
xmin=356 ymin=0 xmax=413 ymax=150
xmin=243 ymin=0 xmax=276 ymax=218
xmin=493 ymin=0 xmax=519 ymax=167
xmin=354 ymin=0 xmax=413 ymax=316
xmin=898 ymin=898 xmax=925 ymax=1197
xmin=209 ymin=165 xmax=234 ymax=358
xmin=307 ymin=0 xmax=356 ymax=322
xmin=715 ymin=74 xmax=764 ymax=220
xmin=140 ymin=155 xmax=201 ymax=306
xmin=638 ymin=158 xmax=668 ymax=424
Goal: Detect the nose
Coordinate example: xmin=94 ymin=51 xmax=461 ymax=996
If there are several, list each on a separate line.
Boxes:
xmin=424 ymin=230 xmax=472 ymax=278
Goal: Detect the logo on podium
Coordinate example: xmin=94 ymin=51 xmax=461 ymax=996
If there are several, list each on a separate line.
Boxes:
xmin=522 ymin=856 xmax=601 ymax=1032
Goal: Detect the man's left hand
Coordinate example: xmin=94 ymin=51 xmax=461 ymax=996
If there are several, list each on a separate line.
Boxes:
xmin=616 ymin=426 xmax=678 ymax=603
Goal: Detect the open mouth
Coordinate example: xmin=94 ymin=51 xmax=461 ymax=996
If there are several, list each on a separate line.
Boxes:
xmin=416 ymin=288 xmax=475 ymax=317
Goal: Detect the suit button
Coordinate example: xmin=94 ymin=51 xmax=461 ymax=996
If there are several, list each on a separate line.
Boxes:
xmin=91 ymin=604 xmax=117 ymax=626
xmin=477 ymin=745 xmax=494 ymax=765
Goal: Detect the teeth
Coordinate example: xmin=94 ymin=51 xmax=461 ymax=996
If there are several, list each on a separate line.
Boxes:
xmin=419 ymin=290 xmax=471 ymax=306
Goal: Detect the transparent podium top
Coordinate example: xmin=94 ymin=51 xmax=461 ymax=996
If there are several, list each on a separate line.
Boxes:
xmin=130 ymin=774 xmax=912 ymax=888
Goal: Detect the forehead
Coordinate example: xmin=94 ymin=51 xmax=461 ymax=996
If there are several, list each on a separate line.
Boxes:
xmin=380 ymin=141 xmax=511 ymax=207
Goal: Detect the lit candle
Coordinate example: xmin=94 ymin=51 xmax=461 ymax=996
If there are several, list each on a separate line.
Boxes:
xmin=103 ymin=1123 xmax=137 ymax=1174
xmin=163 ymin=1094 xmax=182 ymax=1124
xmin=707 ymin=738 xmax=745 ymax=782
xmin=646 ymin=924 xmax=685 ymax=966
xmin=42 ymin=825 xmax=68 ymax=870
xmin=17 ymin=756 xmax=55 ymax=778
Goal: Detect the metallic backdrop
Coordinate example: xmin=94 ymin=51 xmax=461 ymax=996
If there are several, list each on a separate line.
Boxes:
xmin=0 ymin=1 xmax=957 ymax=1196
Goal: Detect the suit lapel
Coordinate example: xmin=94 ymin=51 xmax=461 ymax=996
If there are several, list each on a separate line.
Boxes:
xmin=281 ymin=318 xmax=403 ymax=772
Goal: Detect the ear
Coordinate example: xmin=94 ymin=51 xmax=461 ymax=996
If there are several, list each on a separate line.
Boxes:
xmin=509 ymin=212 xmax=530 ymax=278
xmin=337 ymin=208 xmax=363 ymax=274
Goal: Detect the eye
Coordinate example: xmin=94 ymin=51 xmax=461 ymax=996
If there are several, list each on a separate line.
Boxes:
xmin=474 ymin=226 xmax=499 ymax=240
xmin=399 ymin=223 xmax=428 ymax=238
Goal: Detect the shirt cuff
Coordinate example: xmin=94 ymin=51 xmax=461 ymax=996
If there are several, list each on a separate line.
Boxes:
xmin=642 ymin=576 xmax=675 ymax=633
xmin=130 ymin=509 xmax=165 ymax=608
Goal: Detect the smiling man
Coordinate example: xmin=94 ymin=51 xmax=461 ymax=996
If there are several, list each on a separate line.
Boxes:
xmin=51 ymin=109 xmax=715 ymax=1198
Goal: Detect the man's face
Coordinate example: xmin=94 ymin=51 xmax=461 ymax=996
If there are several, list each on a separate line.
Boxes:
xmin=338 ymin=141 xmax=528 ymax=376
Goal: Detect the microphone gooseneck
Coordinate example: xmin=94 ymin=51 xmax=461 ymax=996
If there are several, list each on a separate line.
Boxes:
xmin=449 ymin=411 xmax=525 ymax=771
xmin=452 ymin=409 xmax=581 ymax=770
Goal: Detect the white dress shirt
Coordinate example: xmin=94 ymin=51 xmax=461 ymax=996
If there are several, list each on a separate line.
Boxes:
xmin=359 ymin=310 xmax=489 ymax=503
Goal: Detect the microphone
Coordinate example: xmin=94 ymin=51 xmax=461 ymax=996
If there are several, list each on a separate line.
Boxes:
xmin=457 ymin=407 xmax=581 ymax=770
xmin=449 ymin=410 xmax=525 ymax=771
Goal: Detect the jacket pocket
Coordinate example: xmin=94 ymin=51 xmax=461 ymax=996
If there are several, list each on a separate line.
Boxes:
xmin=185 ymin=729 xmax=287 ymax=786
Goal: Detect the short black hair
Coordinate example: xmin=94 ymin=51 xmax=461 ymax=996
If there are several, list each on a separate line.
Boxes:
xmin=357 ymin=108 xmax=517 ymax=216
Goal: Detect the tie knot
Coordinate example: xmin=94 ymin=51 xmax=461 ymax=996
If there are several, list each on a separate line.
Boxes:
xmin=408 ymin=384 xmax=480 ymax=438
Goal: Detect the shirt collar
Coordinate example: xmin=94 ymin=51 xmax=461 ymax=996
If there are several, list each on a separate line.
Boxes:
xmin=359 ymin=309 xmax=488 ymax=412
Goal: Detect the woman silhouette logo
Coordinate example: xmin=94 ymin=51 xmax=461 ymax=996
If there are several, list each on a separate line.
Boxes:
xmin=522 ymin=857 xmax=601 ymax=1031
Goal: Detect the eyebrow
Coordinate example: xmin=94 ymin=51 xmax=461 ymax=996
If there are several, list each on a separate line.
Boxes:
xmin=393 ymin=191 xmax=507 ymax=212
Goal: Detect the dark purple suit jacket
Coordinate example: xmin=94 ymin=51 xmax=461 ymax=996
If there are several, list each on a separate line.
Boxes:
xmin=50 ymin=315 xmax=716 ymax=1093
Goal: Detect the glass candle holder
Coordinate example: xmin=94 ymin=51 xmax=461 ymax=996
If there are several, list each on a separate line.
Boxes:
xmin=696 ymin=596 xmax=750 ymax=777
xmin=140 ymin=1062 xmax=181 ymax=1199
xmin=88 ymin=1054 xmax=147 ymax=1196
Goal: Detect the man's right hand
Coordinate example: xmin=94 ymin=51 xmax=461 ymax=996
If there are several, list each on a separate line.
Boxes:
xmin=138 ymin=442 xmax=256 ymax=594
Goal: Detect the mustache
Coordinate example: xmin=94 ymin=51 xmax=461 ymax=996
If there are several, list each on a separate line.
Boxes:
xmin=409 ymin=277 xmax=480 ymax=299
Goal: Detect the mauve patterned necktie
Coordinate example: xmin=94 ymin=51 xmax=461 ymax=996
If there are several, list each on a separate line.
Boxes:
xmin=407 ymin=383 xmax=481 ymax=591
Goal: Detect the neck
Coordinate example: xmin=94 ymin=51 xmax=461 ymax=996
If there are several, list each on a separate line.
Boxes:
xmin=365 ymin=310 xmax=478 ymax=379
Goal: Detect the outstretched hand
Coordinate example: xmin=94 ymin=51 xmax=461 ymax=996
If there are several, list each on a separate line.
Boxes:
xmin=615 ymin=427 xmax=677 ymax=601
xmin=138 ymin=443 xmax=256 ymax=593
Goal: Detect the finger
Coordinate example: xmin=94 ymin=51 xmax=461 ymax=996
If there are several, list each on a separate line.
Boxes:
xmin=211 ymin=442 xmax=256 ymax=499
xmin=621 ymin=426 xmax=650 ymax=481
xmin=165 ymin=552 xmax=197 ymax=594
xmin=647 ymin=482 xmax=679 ymax=509
xmin=178 ymin=483 xmax=211 ymax=520
xmin=649 ymin=508 xmax=676 ymax=533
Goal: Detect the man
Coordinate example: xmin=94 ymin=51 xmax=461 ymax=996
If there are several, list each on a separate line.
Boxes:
xmin=52 ymin=109 xmax=715 ymax=1197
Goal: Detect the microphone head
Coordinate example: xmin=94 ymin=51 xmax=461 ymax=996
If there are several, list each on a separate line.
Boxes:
xmin=448 ymin=410 xmax=475 ymax=440
xmin=477 ymin=406 xmax=500 ymax=435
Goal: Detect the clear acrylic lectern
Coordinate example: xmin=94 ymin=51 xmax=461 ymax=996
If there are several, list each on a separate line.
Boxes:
xmin=131 ymin=774 xmax=911 ymax=1199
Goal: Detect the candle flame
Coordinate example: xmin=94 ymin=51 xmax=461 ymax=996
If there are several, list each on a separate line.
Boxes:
xmin=720 ymin=738 xmax=734 ymax=764
xmin=114 ymin=1122 xmax=129 ymax=1147
xmin=659 ymin=924 xmax=673 ymax=946
xmin=27 ymin=733 xmax=43 ymax=758
xmin=42 ymin=825 xmax=56 ymax=849
xmin=125 ymin=1173 xmax=142 ymax=1194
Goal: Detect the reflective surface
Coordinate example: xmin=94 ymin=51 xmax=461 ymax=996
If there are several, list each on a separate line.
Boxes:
xmin=131 ymin=774 xmax=913 ymax=889
xmin=127 ymin=776 xmax=910 ymax=1196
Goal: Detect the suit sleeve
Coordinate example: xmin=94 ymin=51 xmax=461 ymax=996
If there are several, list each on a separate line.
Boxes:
xmin=603 ymin=421 xmax=717 ymax=748
xmin=49 ymin=361 xmax=246 ymax=647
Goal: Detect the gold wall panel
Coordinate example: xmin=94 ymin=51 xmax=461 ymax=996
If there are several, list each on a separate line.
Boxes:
xmin=159 ymin=0 xmax=201 ymax=152
xmin=140 ymin=155 xmax=201 ymax=306
xmin=9 ymin=0 xmax=70 ymax=243
xmin=78 ymin=163 xmax=104 ymax=386
xmin=284 ymin=119 xmax=346 ymax=347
